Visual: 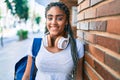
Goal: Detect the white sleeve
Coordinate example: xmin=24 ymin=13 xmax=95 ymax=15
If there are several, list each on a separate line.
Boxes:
xmin=26 ymin=39 xmax=34 ymax=57
xmin=76 ymin=39 xmax=85 ymax=59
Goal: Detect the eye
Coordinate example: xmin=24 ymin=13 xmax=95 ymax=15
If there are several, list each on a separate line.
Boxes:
xmin=57 ymin=17 xmax=63 ymax=21
xmin=47 ymin=17 xmax=52 ymax=21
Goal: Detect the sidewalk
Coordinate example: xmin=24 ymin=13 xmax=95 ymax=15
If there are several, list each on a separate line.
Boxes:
xmin=0 ymin=32 xmax=42 ymax=80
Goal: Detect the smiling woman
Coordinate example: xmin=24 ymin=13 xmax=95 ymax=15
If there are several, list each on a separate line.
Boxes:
xmin=22 ymin=2 xmax=84 ymax=80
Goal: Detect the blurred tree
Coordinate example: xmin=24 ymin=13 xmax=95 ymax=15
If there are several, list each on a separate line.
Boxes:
xmin=4 ymin=0 xmax=14 ymax=14
xmin=35 ymin=16 xmax=41 ymax=25
xmin=32 ymin=15 xmax=41 ymax=33
xmin=5 ymin=0 xmax=29 ymax=40
xmin=5 ymin=0 xmax=29 ymax=21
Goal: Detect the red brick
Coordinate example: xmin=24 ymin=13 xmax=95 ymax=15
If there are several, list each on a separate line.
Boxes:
xmin=89 ymin=21 xmax=107 ymax=31
xmin=84 ymin=33 xmax=96 ymax=43
xmin=97 ymin=0 xmax=120 ymax=17
xmin=77 ymin=5 xmax=81 ymax=13
xmin=107 ymin=19 xmax=120 ymax=35
xmin=105 ymin=54 xmax=120 ymax=74
xmin=95 ymin=61 xmax=119 ymax=80
xmin=85 ymin=8 xmax=96 ymax=19
xmin=80 ymin=0 xmax=90 ymax=10
xmin=84 ymin=62 xmax=102 ymax=80
xmin=80 ymin=22 xmax=89 ymax=30
xmin=91 ymin=0 xmax=103 ymax=6
xmin=77 ymin=30 xmax=84 ymax=39
xmin=61 ymin=0 xmax=77 ymax=7
xmin=77 ymin=23 xmax=80 ymax=29
xmin=78 ymin=0 xmax=84 ymax=4
xmin=96 ymin=35 xmax=120 ymax=54
xmin=88 ymin=44 xmax=105 ymax=62
xmin=85 ymin=53 xmax=94 ymax=68
xmin=77 ymin=12 xmax=84 ymax=21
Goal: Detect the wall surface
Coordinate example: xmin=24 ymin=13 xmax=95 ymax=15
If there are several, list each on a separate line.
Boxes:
xmin=77 ymin=0 xmax=120 ymax=80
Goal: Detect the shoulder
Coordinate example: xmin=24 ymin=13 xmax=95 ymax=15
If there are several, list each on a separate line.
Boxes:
xmin=75 ymin=38 xmax=85 ymax=48
xmin=75 ymin=38 xmax=85 ymax=58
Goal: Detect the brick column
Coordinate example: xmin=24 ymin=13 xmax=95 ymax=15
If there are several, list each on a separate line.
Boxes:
xmin=77 ymin=0 xmax=120 ymax=80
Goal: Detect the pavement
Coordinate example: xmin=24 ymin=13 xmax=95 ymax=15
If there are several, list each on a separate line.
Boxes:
xmin=0 ymin=32 xmax=43 ymax=80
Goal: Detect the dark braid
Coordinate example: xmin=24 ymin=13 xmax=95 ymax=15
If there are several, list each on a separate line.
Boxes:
xmin=45 ymin=2 xmax=79 ymax=80
xmin=67 ymin=22 xmax=79 ymax=80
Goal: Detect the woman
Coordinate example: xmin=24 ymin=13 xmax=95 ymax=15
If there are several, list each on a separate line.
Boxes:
xmin=22 ymin=2 xmax=84 ymax=80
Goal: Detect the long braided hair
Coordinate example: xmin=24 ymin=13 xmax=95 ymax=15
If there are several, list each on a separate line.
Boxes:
xmin=45 ymin=2 xmax=79 ymax=80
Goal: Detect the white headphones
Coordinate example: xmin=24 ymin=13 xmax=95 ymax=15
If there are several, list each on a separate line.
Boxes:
xmin=43 ymin=34 xmax=69 ymax=49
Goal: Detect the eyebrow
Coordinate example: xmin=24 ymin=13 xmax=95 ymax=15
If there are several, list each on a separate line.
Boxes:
xmin=47 ymin=14 xmax=64 ymax=17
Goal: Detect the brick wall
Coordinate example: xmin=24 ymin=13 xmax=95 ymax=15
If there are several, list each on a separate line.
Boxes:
xmin=77 ymin=0 xmax=120 ymax=80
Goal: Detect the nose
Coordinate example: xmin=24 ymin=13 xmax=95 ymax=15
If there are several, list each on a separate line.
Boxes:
xmin=51 ymin=18 xmax=57 ymax=24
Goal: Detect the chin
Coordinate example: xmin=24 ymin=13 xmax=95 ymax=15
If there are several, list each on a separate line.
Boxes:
xmin=50 ymin=33 xmax=59 ymax=37
xmin=50 ymin=32 xmax=58 ymax=35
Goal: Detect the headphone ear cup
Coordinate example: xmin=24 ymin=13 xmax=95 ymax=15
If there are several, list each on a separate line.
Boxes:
xmin=56 ymin=36 xmax=69 ymax=49
xmin=43 ymin=35 xmax=52 ymax=47
xmin=55 ymin=36 xmax=62 ymax=48
xmin=47 ymin=35 xmax=52 ymax=47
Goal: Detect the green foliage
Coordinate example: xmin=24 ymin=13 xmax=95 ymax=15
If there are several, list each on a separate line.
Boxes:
xmin=35 ymin=16 xmax=41 ymax=24
xmin=4 ymin=0 xmax=14 ymax=14
xmin=17 ymin=29 xmax=28 ymax=40
xmin=5 ymin=0 xmax=29 ymax=21
xmin=13 ymin=0 xmax=29 ymax=20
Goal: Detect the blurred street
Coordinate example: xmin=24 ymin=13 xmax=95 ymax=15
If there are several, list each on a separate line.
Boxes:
xmin=0 ymin=32 xmax=43 ymax=80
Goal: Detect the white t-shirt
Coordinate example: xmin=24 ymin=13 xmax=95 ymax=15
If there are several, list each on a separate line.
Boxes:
xmin=27 ymin=38 xmax=84 ymax=80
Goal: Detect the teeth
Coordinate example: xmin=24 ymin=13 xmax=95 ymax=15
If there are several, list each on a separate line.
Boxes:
xmin=51 ymin=27 xmax=57 ymax=30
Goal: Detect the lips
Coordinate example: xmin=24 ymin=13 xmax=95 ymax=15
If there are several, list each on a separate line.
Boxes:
xmin=50 ymin=26 xmax=58 ymax=31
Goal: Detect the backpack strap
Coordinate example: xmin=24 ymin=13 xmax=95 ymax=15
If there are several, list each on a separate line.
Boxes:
xmin=31 ymin=38 xmax=42 ymax=80
xmin=32 ymin=38 xmax=42 ymax=58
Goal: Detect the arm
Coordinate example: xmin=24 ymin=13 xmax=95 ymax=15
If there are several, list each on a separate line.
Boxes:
xmin=22 ymin=55 xmax=32 ymax=80
xmin=76 ymin=58 xmax=84 ymax=80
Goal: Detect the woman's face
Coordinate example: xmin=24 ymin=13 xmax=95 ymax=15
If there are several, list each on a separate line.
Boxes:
xmin=46 ymin=6 xmax=67 ymax=38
